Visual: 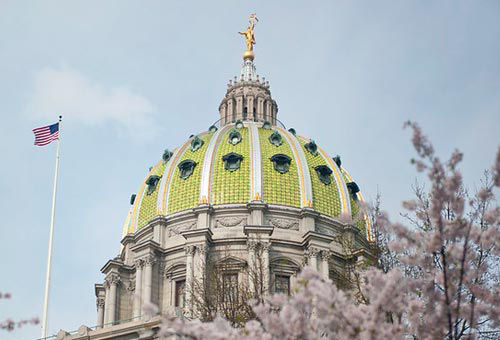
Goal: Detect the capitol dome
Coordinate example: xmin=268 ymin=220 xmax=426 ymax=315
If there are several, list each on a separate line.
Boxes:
xmin=122 ymin=58 xmax=372 ymax=241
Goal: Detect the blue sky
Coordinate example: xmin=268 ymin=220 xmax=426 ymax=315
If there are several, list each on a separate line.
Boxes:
xmin=1 ymin=1 xmax=499 ymax=339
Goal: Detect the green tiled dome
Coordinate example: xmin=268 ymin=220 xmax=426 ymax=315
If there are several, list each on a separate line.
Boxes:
xmin=124 ymin=121 xmax=372 ymax=240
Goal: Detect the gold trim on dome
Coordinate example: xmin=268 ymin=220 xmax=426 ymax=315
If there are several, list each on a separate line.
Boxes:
xmin=206 ymin=125 xmax=232 ymax=203
xmin=131 ymin=161 xmax=161 ymax=233
xmin=342 ymin=168 xmax=373 ymax=242
xmin=276 ymin=127 xmax=309 ymax=207
xmin=316 ymin=144 xmax=350 ymax=215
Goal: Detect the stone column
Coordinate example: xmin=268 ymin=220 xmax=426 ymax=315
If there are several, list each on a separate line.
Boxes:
xmin=132 ymin=259 xmax=144 ymax=319
xmin=319 ymin=250 xmax=330 ymax=279
xmin=103 ymin=282 xmax=110 ymax=326
xmin=184 ymin=245 xmax=196 ymax=313
xmin=194 ymin=244 xmax=208 ymax=282
xmin=247 ymin=241 xmax=258 ymax=293
xmin=261 ymin=242 xmax=271 ymax=293
xmin=106 ymin=274 xmax=120 ymax=325
xmin=143 ymin=256 xmax=155 ymax=308
xmin=96 ymin=297 xmax=105 ymax=329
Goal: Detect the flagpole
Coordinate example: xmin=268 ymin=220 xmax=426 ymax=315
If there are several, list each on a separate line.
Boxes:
xmin=41 ymin=116 xmax=62 ymax=340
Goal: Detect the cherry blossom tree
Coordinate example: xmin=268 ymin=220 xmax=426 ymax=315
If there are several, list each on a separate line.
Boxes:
xmin=0 ymin=292 xmax=39 ymax=332
xmin=158 ymin=122 xmax=500 ymax=340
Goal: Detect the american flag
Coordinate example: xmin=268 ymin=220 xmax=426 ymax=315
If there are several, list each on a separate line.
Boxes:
xmin=33 ymin=122 xmax=59 ymax=146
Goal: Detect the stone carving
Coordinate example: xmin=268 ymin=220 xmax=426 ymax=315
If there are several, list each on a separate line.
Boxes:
xmin=105 ymin=273 xmax=121 ymax=286
xmin=247 ymin=240 xmax=260 ymax=251
xmin=185 ymin=245 xmax=196 ymax=255
xmin=261 ymin=242 xmax=271 ymax=252
xmin=143 ymin=255 xmax=156 ymax=266
xmin=319 ymin=250 xmax=331 ymax=261
xmin=247 ymin=240 xmax=271 ymax=252
xmin=96 ymin=297 xmax=105 ymax=308
xmin=215 ymin=216 xmax=245 ymax=228
xmin=196 ymin=243 xmax=209 ymax=256
xmin=127 ymin=280 xmax=135 ymax=292
xmin=316 ymin=225 xmax=336 ymax=237
xmin=267 ymin=217 xmax=299 ymax=230
xmin=167 ymin=221 xmax=197 ymax=237
xmin=304 ymin=247 xmax=320 ymax=258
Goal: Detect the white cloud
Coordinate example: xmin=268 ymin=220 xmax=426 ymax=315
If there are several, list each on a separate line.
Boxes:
xmin=26 ymin=65 xmax=157 ymax=138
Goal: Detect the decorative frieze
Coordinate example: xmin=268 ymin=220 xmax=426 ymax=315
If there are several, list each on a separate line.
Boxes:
xmin=267 ymin=217 xmax=299 ymax=230
xmin=215 ymin=216 xmax=245 ymax=228
xmin=167 ymin=221 xmax=197 ymax=237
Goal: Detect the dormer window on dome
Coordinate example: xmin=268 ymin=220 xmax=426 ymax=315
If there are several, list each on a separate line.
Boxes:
xmin=235 ymin=120 xmax=244 ymax=129
xmin=333 ymin=155 xmax=341 ymax=167
xmin=262 ymin=121 xmax=272 ymax=130
xmin=270 ymin=154 xmax=292 ymax=174
xmin=288 ymin=128 xmax=297 ymax=135
xmin=314 ymin=165 xmax=333 ymax=185
xmin=162 ymin=149 xmax=173 ymax=163
xmin=191 ymin=136 xmax=204 ymax=152
xmin=222 ymin=153 xmax=243 ymax=172
xmin=228 ymin=129 xmax=242 ymax=145
xmin=178 ymin=160 xmax=197 ymax=179
xmin=268 ymin=130 xmax=283 ymax=147
xmin=347 ymin=182 xmax=360 ymax=200
xmin=304 ymin=140 xmax=318 ymax=156
xmin=145 ymin=175 xmax=161 ymax=195
xmin=208 ymin=125 xmax=218 ymax=133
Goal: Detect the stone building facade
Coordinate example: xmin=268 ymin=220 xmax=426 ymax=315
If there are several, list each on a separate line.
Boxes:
xmin=56 ymin=49 xmax=375 ymax=340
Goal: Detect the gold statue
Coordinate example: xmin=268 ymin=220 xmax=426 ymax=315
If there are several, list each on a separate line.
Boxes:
xmin=239 ymin=14 xmax=258 ymax=60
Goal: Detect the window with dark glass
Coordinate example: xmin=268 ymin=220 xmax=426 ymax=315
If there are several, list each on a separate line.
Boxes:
xmin=175 ymin=280 xmax=186 ymax=307
xmin=223 ymin=273 xmax=238 ymax=302
xmin=275 ymin=275 xmax=290 ymax=295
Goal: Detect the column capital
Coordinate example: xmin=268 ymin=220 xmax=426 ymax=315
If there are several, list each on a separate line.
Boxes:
xmin=134 ymin=258 xmax=145 ymax=269
xmin=185 ymin=245 xmax=196 ymax=255
xmin=196 ymin=243 xmax=209 ymax=256
xmin=247 ymin=240 xmax=260 ymax=251
xmin=105 ymin=273 xmax=121 ymax=286
xmin=305 ymin=246 xmax=321 ymax=258
xmin=319 ymin=249 xmax=331 ymax=261
xmin=144 ymin=255 xmax=156 ymax=266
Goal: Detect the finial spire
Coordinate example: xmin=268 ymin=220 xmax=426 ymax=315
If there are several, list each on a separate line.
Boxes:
xmin=238 ymin=13 xmax=258 ymax=60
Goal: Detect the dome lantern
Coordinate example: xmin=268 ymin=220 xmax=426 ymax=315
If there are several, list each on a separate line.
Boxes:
xmin=219 ymin=14 xmax=278 ymax=127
